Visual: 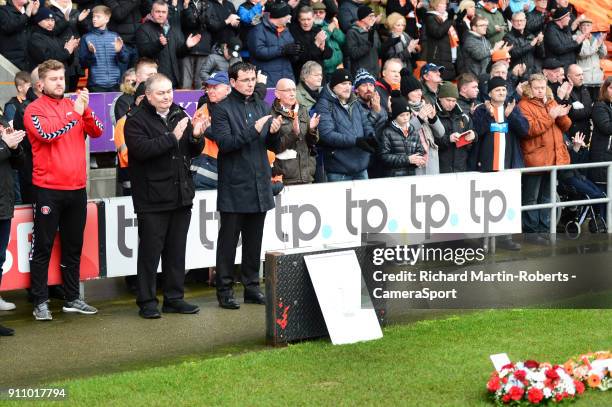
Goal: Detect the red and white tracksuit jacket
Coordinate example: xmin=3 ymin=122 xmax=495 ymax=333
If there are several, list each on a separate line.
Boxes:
xmin=24 ymin=94 xmax=104 ymax=190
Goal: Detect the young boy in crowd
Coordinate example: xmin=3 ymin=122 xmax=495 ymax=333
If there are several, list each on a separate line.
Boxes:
xmin=79 ymin=5 xmax=128 ymax=92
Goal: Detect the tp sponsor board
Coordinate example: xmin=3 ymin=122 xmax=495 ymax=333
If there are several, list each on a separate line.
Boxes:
xmin=0 ymin=203 xmax=101 ymax=291
xmin=103 ymin=171 xmax=520 ymax=277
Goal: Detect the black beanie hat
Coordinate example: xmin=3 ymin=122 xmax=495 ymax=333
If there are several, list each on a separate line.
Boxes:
xmin=401 ymin=74 xmax=422 ymax=97
xmin=32 ymin=7 xmax=55 ymax=24
xmin=329 ymin=68 xmax=352 ymax=89
xmin=357 ymin=5 xmax=374 ymax=21
xmin=488 ymin=76 xmax=507 ymax=93
xmin=391 ymin=97 xmax=411 ymax=120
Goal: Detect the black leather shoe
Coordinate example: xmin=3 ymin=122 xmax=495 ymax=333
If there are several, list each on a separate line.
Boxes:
xmin=244 ymin=290 xmax=266 ymax=305
xmin=217 ymin=295 xmax=240 ymax=309
xmin=0 ymin=324 xmax=15 ymax=336
xmin=497 ymin=239 xmax=522 ymax=251
xmin=138 ymin=308 xmax=161 ymax=319
xmin=162 ymin=300 xmax=200 ymax=314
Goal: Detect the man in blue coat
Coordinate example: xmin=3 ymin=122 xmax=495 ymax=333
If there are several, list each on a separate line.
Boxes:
xmin=315 ymin=68 xmax=377 ymax=181
xmin=248 ymin=1 xmax=301 ymax=87
xmin=208 ymin=62 xmax=283 ymax=309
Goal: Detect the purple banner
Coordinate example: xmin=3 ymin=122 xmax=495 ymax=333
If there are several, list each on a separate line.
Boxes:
xmin=83 ymin=89 xmax=277 ymax=153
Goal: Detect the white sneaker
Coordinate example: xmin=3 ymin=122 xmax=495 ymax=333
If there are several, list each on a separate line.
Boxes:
xmin=0 ymin=297 xmax=16 ymax=311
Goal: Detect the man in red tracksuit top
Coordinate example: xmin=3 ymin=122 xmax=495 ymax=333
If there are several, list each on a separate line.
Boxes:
xmin=24 ymin=59 xmax=104 ymax=321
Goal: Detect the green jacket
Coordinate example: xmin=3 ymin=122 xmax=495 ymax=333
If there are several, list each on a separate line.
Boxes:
xmin=319 ymin=22 xmax=346 ymax=75
xmin=475 ymin=4 xmax=508 ymax=46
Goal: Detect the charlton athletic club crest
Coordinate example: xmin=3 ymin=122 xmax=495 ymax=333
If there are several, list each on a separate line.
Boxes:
xmin=41 ymin=206 xmax=51 ymax=215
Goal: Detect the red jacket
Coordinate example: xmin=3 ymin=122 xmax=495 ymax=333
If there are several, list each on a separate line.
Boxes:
xmin=24 ymin=94 xmax=104 ymax=190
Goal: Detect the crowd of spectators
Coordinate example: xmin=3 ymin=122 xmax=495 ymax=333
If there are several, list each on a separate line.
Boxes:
xmin=0 ymin=0 xmax=611 ymax=327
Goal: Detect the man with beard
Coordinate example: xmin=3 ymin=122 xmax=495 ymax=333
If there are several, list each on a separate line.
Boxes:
xmin=24 ymin=59 xmax=104 ymax=320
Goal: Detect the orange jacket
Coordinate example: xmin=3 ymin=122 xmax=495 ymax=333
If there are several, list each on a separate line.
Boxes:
xmin=114 ymin=116 xmax=128 ymax=168
xmin=518 ymin=92 xmax=571 ymax=168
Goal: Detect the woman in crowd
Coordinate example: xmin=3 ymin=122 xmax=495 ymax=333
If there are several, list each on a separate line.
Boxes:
xmin=589 ymin=77 xmax=612 ymax=190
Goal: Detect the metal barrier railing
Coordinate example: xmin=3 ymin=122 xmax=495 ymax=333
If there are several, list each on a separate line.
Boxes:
xmin=518 ymin=161 xmax=612 ymax=239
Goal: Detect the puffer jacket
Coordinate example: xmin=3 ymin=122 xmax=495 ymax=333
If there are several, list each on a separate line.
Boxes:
xmin=345 ymin=23 xmax=382 ymax=78
xmin=0 ymin=139 xmax=24 ymax=220
xmin=544 ymin=22 xmax=580 ymax=68
xmin=475 ymin=3 xmax=508 ymax=46
xmin=518 ymin=86 xmax=571 ymax=168
xmin=315 ymin=85 xmax=375 ymax=175
xmin=103 ymin=0 xmax=151 ymax=46
xmin=526 ymin=7 xmax=547 ymax=36
xmin=270 ymin=99 xmax=318 ymax=185
xmin=199 ymin=44 xmax=241 ymax=83
xmin=378 ymin=121 xmax=424 ymax=177
xmin=460 ymin=31 xmax=491 ymax=77
xmin=436 ymin=104 xmax=475 ymax=173
xmin=0 ymin=0 xmax=31 ymax=70
xmin=79 ymin=28 xmax=129 ymax=88
xmin=424 ymin=12 xmax=456 ymax=80
xmin=248 ymin=15 xmax=295 ymax=86
xmin=589 ymin=101 xmax=612 ymax=184
xmin=319 ymin=21 xmax=345 ymax=76
xmin=576 ymin=36 xmax=607 ymax=87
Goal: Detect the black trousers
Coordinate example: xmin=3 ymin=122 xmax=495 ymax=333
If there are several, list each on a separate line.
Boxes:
xmin=29 ymin=187 xmax=87 ymax=305
xmin=215 ymin=212 xmax=266 ymax=296
xmin=136 ymin=207 xmax=191 ymax=309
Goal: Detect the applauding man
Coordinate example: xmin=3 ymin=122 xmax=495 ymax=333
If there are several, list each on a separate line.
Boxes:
xmin=208 ymin=62 xmax=282 ymax=309
xmin=124 ymin=73 xmax=206 ymax=318
xmin=24 ymin=60 xmax=104 ymax=321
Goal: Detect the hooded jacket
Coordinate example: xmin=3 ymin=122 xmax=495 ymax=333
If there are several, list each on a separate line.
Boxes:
xmin=518 ymin=85 xmax=571 ymax=168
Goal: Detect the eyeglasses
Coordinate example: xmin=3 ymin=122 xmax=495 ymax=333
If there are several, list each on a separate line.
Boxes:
xmin=476 ymin=24 xmax=488 ymax=27
xmin=277 ymin=88 xmax=297 ymax=93
xmin=313 ymin=10 xmax=326 ymax=14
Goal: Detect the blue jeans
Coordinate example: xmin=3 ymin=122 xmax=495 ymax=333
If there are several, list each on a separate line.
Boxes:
xmin=118 ymin=44 xmax=139 ymax=77
xmin=522 ymin=174 xmax=551 ymax=233
xmin=326 ymin=170 xmax=368 ymax=182
xmin=0 ymin=219 xmax=11 ymax=285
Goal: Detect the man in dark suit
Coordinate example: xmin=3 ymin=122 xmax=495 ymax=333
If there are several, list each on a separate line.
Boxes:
xmin=124 ymin=73 xmax=205 ymax=318
xmin=208 ymin=62 xmax=282 ymax=309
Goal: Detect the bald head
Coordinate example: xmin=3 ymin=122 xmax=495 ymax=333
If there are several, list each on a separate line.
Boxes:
xmin=275 ymin=78 xmax=297 ymax=107
xmin=567 ymin=64 xmax=583 ymax=87
xmin=30 ymin=66 xmax=43 ymax=96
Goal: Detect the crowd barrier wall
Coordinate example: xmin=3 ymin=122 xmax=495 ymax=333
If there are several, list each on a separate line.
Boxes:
xmin=0 ymin=171 xmax=521 ymax=291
